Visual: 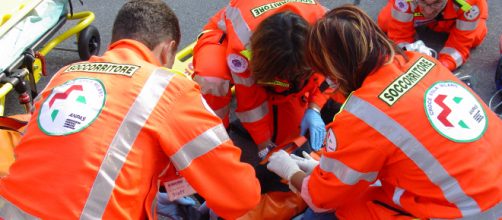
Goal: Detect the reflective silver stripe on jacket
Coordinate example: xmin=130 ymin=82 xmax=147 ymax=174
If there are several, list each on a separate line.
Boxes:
xmin=217 ymin=12 xmax=227 ymax=32
xmin=232 ymin=72 xmax=255 ymax=87
xmin=456 ymin=19 xmax=478 ymax=31
xmin=392 ymin=187 xmax=405 ymax=207
xmin=0 ymin=196 xmax=39 ymax=219
xmin=344 ymin=95 xmax=480 ymax=216
xmin=235 ymin=101 xmax=269 ymax=123
xmin=225 ymin=5 xmax=253 ymax=47
xmin=410 ymin=1 xmax=417 ymax=11
xmin=170 ymin=124 xmax=229 ymax=170
xmin=193 ymin=75 xmax=230 ymax=97
xmin=391 ymin=8 xmax=413 ymax=22
xmin=80 ymin=68 xmax=175 ymax=219
xmin=319 ymin=156 xmax=378 ymax=185
xmin=433 ymin=201 xmax=502 ymax=220
xmin=214 ymin=105 xmax=230 ymax=119
xmin=440 ymin=47 xmax=463 ymax=67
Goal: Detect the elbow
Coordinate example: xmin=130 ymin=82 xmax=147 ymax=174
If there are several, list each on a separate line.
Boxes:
xmin=216 ymin=178 xmax=261 ymax=219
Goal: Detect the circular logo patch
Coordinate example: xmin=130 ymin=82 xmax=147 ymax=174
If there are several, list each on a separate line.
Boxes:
xmin=325 ymin=128 xmax=337 ymax=152
xmin=464 ymin=5 xmax=480 ymax=21
xmin=424 ymin=81 xmax=487 ymax=142
xmin=38 ymin=78 xmax=106 ymax=136
xmin=395 ymin=0 xmax=409 ymax=12
xmin=227 ymin=53 xmax=248 ymax=74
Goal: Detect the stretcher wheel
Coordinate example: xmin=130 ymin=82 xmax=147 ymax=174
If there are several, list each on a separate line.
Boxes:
xmin=78 ymin=25 xmax=101 ymax=60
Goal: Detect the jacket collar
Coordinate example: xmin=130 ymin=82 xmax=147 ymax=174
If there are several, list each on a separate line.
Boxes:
xmin=108 ymin=39 xmax=162 ymax=66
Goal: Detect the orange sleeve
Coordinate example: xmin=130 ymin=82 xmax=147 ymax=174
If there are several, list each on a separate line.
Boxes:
xmin=386 ymin=0 xmax=416 ymax=45
xmin=157 ymin=77 xmax=261 ymax=219
xmin=192 ymin=29 xmax=233 ymax=126
xmin=302 ymin=113 xmax=389 ymax=210
xmin=234 ymin=75 xmax=273 ymax=145
xmin=439 ymin=0 xmax=487 ymax=69
xmin=307 ymin=73 xmax=330 ymax=108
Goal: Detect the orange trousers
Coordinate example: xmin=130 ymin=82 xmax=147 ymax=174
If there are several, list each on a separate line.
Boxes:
xmin=335 ymin=187 xmax=417 ymax=220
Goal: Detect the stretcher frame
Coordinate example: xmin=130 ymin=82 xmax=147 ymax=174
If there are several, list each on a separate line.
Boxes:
xmin=0 ymin=0 xmax=97 ymax=115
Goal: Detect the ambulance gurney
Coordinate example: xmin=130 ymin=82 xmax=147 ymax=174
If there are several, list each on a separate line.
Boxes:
xmin=0 ymin=0 xmax=100 ymax=116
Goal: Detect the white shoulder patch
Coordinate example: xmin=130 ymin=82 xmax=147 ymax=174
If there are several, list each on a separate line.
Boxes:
xmin=227 ymin=53 xmax=248 ymax=74
xmin=326 ymin=129 xmax=337 ymax=152
xmin=395 ymin=0 xmax=409 ymax=12
xmin=464 ymin=5 xmax=480 ymax=21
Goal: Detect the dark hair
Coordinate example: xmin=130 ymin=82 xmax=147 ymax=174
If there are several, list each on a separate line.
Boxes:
xmin=250 ymin=11 xmax=311 ymax=84
xmin=306 ymin=5 xmax=406 ymax=96
xmin=111 ymin=0 xmax=181 ymax=50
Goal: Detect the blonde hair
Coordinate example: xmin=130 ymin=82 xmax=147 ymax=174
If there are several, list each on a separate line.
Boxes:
xmin=306 ymin=5 xmax=405 ymax=95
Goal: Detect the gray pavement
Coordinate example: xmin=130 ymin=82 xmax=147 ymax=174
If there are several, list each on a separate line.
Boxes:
xmin=4 ymin=0 xmax=502 ymax=115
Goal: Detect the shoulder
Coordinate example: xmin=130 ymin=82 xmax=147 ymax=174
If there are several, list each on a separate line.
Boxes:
xmin=163 ymin=70 xmax=199 ymax=92
xmin=451 ymin=0 xmax=487 ymax=14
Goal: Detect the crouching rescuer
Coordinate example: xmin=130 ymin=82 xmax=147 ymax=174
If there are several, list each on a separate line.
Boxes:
xmin=0 ymin=0 xmax=260 ymax=219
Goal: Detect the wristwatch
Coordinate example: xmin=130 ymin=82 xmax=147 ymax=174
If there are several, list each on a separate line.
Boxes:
xmin=258 ymin=142 xmax=277 ymax=160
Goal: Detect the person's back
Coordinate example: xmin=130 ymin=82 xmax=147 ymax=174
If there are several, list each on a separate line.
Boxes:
xmin=299 ymin=5 xmax=502 ymax=219
xmin=324 ymin=51 xmax=502 ymax=218
xmin=0 ymin=1 xmax=260 ymax=219
xmin=192 ymin=0 xmax=328 ymax=156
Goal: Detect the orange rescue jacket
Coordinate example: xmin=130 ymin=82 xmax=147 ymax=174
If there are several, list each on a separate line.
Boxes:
xmin=0 ymin=40 xmax=260 ymax=220
xmin=301 ymin=52 xmax=502 ymax=219
xmin=381 ymin=0 xmax=488 ymax=70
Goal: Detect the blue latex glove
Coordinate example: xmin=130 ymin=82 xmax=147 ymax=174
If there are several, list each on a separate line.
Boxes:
xmin=300 ymin=108 xmax=326 ymax=151
xmin=157 ymin=192 xmax=197 ymax=218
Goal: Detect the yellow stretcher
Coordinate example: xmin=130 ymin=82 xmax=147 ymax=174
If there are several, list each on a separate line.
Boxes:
xmin=0 ymin=0 xmax=100 ymax=116
xmin=172 ymin=42 xmax=196 ymax=78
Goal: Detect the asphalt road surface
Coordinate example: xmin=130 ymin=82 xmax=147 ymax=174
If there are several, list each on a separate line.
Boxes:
xmin=4 ymin=0 xmax=502 ymax=115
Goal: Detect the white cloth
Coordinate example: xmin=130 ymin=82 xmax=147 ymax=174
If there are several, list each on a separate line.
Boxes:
xmin=402 ymin=40 xmax=437 ymax=58
xmin=0 ymin=0 xmax=66 ymax=72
